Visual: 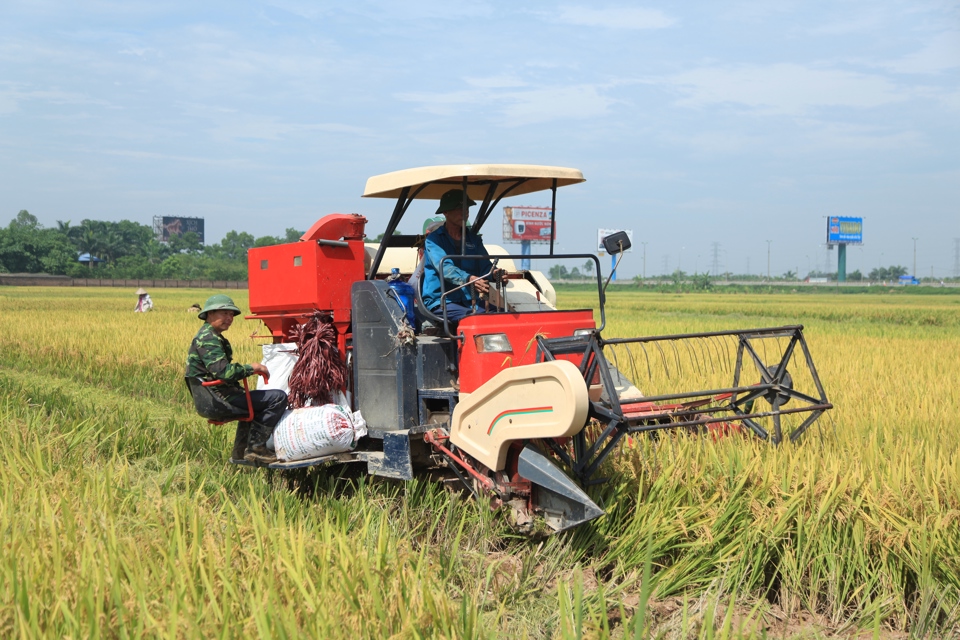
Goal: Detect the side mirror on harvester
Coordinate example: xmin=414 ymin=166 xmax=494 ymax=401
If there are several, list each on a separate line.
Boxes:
xmin=602 ymin=231 xmax=631 ymax=255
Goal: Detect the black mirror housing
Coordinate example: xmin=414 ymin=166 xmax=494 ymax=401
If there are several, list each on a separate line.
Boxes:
xmin=602 ymin=231 xmax=631 ymax=255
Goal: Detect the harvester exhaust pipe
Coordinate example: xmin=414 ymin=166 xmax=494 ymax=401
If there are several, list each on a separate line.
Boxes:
xmin=518 ymin=445 xmax=604 ymax=533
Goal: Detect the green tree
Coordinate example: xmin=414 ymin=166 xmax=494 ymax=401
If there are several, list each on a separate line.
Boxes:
xmin=372 ymin=230 xmax=402 ymax=243
xmin=12 ymin=210 xmax=39 ymax=230
xmin=169 ymin=231 xmax=203 ymax=254
xmin=691 ymin=272 xmax=713 ymax=291
xmin=211 ymin=231 xmax=256 ymax=261
xmin=254 ymin=235 xmax=282 ymax=248
xmin=0 ymin=212 xmax=77 ymax=274
xmin=284 ymin=228 xmax=304 ymax=243
xmin=548 ymin=264 xmax=569 ymax=280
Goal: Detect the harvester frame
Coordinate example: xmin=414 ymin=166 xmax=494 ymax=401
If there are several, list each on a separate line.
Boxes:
xmin=239 ymin=164 xmax=833 ymax=533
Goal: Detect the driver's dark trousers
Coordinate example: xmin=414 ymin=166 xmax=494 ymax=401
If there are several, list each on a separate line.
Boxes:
xmin=227 ymin=389 xmax=287 ymax=448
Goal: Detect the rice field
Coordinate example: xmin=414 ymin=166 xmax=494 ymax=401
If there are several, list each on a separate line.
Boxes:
xmin=1 ymin=285 xmax=958 ymax=638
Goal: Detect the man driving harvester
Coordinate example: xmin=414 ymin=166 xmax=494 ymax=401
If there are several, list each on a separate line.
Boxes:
xmin=185 ymin=294 xmax=287 ymax=464
xmin=422 ymin=188 xmax=502 ymax=324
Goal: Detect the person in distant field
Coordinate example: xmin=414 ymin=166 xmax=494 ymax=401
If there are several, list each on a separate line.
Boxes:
xmin=134 ymin=288 xmax=153 ymax=312
xmin=185 ymin=294 xmax=287 ymax=464
xmin=187 ymin=303 xmax=202 ymax=313
xmin=422 ymin=189 xmax=501 ymax=324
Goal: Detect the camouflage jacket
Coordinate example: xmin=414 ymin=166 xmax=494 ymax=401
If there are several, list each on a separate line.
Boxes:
xmin=185 ymin=323 xmax=253 ymax=400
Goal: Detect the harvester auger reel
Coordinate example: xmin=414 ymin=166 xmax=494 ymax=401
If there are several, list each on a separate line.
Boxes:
xmin=532 ymin=325 xmax=833 ymax=487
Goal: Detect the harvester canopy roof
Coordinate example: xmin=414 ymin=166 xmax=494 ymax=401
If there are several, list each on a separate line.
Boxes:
xmin=362 ymin=164 xmax=585 ymax=201
xmin=362 ymin=164 xmax=585 ymax=280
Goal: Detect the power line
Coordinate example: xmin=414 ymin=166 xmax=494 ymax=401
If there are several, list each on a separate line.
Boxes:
xmin=710 ymin=242 xmax=722 ymax=276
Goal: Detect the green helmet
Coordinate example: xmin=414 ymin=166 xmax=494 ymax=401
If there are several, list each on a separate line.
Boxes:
xmin=199 ymin=294 xmax=241 ymax=320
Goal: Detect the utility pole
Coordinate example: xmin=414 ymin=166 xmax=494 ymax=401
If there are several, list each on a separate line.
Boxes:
xmin=912 ymin=237 xmax=918 ymax=277
xmin=710 ymin=242 xmax=721 ymax=276
xmin=766 ymin=240 xmax=771 ymax=280
xmin=641 ymin=242 xmax=648 ymax=280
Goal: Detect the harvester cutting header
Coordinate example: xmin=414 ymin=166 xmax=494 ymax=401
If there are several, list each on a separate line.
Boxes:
xmin=226 ymin=164 xmax=831 ymax=533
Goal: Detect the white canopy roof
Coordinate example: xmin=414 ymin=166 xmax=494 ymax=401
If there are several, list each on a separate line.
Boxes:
xmin=362 ymin=164 xmax=585 ymax=200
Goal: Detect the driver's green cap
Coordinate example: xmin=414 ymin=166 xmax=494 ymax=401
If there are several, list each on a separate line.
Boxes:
xmin=436 ymin=189 xmax=476 ymax=215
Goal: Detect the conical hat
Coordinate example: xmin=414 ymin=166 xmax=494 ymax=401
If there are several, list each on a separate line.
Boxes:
xmin=136 ymin=287 xmax=148 ymax=295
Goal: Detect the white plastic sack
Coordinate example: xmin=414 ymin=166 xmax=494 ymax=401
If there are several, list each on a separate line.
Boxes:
xmin=272 ymin=404 xmax=367 ymax=462
xmin=258 ymin=343 xmax=298 ymax=393
xmin=257 ymin=343 xmax=353 ymax=407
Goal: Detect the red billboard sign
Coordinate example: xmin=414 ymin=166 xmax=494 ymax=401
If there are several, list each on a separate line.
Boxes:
xmin=501 ymin=206 xmax=554 ymax=244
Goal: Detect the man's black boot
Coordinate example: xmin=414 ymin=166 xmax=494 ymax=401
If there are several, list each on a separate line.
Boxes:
xmin=243 ymin=423 xmax=277 ymax=465
xmin=230 ymin=422 xmax=251 ymax=463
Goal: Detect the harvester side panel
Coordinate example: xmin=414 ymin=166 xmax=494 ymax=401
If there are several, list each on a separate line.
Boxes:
xmin=457 ymin=309 xmax=596 ymax=394
xmin=351 ymin=281 xmax=459 ymax=436
xmin=351 ymin=281 xmax=419 ymax=434
xmin=449 ymin=360 xmax=589 ymax=471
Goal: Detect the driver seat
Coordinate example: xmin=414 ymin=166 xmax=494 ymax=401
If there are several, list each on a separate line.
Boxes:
xmin=184 ymin=377 xmax=254 ymax=425
xmin=412 ymin=259 xmax=445 ymax=335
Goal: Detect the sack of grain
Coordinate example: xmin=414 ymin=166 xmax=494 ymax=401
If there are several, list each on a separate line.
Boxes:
xmin=272 ymin=405 xmax=367 ymax=462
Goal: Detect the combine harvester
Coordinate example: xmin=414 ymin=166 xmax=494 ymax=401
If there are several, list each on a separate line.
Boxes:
xmin=240 ymin=165 xmax=833 ymax=533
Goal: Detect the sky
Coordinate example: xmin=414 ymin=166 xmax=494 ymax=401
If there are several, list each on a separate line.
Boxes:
xmin=1 ymin=0 xmax=958 ymax=278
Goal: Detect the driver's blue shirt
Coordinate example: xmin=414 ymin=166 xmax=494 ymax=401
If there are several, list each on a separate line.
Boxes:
xmin=422 ymin=225 xmax=493 ymax=311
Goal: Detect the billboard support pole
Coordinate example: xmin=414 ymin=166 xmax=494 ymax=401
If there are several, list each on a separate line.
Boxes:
xmin=549 ymin=179 xmax=557 ymax=256
xmin=837 ymin=244 xmax=847 ymax=282
xmin=611 ymin=254 xmax=617 ymax=282
xmin=521 ymin=240 xmax=531 ymax=270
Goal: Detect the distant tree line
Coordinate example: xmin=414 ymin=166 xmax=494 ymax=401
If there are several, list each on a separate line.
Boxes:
xmin=0 ymin=210 xmax=302 ymax=280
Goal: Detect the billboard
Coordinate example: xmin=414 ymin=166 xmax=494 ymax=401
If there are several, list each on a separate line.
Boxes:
xmin=158 ymin=216 xmax=205 ymax=243
xmin=826 ymin=216 xmax=862 ymax=245
xmin=597 ymin=228 xmax=634 ymax=253
xmin=502 ymin=206 xmax=554 ymax=244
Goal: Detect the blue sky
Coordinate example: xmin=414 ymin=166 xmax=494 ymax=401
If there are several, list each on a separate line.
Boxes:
xmin=1 ymin=1 xmax=958 ymax=278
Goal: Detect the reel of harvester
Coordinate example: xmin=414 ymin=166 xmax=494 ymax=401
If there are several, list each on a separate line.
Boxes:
xmin=533 ymin=325 xmax=833 ymax=487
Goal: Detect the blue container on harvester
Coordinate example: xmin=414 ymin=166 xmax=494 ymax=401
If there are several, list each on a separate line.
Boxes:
xmin=387 ymin=268 xmax=417 ymax=327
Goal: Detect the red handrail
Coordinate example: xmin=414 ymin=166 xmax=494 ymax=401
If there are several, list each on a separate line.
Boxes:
xmin=202 ymin=373 xmax=269 ymax=424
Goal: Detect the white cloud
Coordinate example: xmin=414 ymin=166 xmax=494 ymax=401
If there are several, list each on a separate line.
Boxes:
xmin=398 ymin=82 xmax=616 ymax=125
xmin=500 ymin=85 xmax=615 ymax=125
xmin=464 ymin=75 xmax=526 ymax=89
xmin=553 ymin=5 xmax=676 ymax=29
xmin=808 ymin=14 xmax=884 ymax=36
xmin=884 ymin=30 xmax=960 ymax=74
xmin=264 ymin=0 xmax=333 ymax=21
xmin=795 ymin=120 xmax=924 ymax=151
xmin=666 ymin=64 xmax=906 ymax=114
xmin=664 ymin=130 xmax=764 ymax=154
xmin=0 ymin=84 xmax=115 ymax=115
xmin=206 ymin=115 xmax=372 ymax=142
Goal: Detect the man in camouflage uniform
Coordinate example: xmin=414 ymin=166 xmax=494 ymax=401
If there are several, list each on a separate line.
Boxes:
xmin=186 ymin=294 xmax=287 ymax=464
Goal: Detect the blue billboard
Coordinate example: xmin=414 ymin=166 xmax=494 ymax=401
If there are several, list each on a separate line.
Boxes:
xmin=826 ymin=216 xmax=863 ymax=244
